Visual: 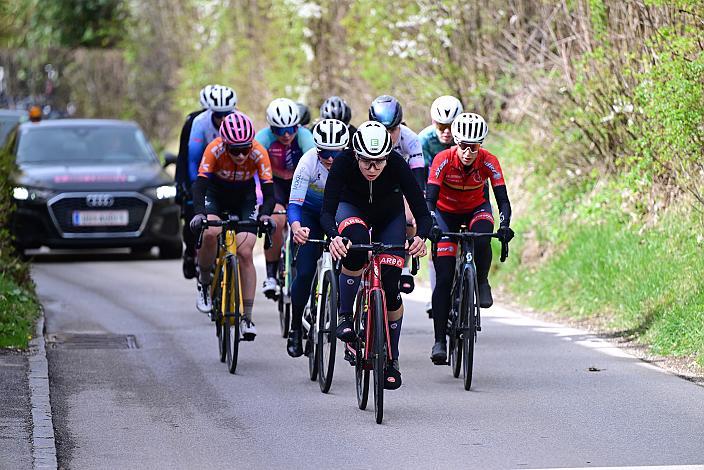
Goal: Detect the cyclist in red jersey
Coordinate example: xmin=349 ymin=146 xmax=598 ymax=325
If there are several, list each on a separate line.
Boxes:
xmin=426 ymin=113 xmax=514 ymax=364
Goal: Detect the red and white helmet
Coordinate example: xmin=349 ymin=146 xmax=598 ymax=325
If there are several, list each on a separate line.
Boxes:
xmin=220 ymin=112 xmax=255 ymax=145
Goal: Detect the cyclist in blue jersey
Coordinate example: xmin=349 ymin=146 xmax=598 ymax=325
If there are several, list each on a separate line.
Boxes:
xmin=369 ymin=95 xmax=425 ymax=294
xmin=417 ymin=95 xmax=464 ymax=316
xmin=175 ymin=84 xmax=217 ymax=279
xmin=286 ymin=119 xmax=350 ymax=357
xmin=255 ymin=98 xmax=316 ymax=299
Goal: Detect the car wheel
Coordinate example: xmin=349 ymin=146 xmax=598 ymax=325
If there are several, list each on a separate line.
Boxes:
xmin=158 ymin=242 xmax=182 ymax=259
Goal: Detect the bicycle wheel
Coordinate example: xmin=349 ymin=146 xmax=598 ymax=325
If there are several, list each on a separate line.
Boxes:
xmin=461 ymin=271 xmax=477 ymax=390
xmin=354 ymin=289 xmax=369 ymax=410
xmin=317 ymin=269 xmax=338 ymax=393
xmin=213 ymin=273 xmax=226 ymax=364
xmin=307 ymin=272 xmax=319 ymax=381
xmin=277 ymin=252 xmax=290 ymax=338
xmin=450 ymin=285 xmax=462 ymax=378
xmin=371 ymin=290 xmax=386 ymax=424
xmin=225 ymin=256 xmax=241 ymax=374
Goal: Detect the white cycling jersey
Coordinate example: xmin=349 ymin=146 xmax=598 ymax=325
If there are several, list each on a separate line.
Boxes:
xmin=393 ymin=124 xmax=424 ymax=170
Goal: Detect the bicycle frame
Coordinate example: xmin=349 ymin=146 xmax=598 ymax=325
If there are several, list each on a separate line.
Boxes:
xmin=211 ymin=228 xmax=242 ymax=320
xmin=300 ymin=248 xmax=335 ymax=337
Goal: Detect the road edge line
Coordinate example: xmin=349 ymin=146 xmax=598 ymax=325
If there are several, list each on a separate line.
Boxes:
xmin=28 ymin=309 xmax=58 ymax=469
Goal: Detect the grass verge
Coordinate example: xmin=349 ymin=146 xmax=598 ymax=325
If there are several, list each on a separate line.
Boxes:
xmin=0 ymin=273 xmax=39 ymax=349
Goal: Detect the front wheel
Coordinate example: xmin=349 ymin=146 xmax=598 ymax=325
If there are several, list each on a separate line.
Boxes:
xmin=354 ymin=289 xmax=369 ymax=410
xmin=317 ymin=269 xmax=338 ymax=393
xmin=371 ymin=290 xmax=386 ymax=424
xmin=225 ymin=256 xmax=241 ymax=374
xmin=461 ymin=272 xmax=477 ymax=390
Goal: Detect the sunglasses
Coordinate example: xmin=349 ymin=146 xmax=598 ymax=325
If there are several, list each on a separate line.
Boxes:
xmin=356 ymin=155 xmax=387 ymax=170
xmin=317 ymin=149 xmax=345 ymax=160
xmin=226 ymin=143 xmax=252 ymax=156
xmin=458 ymin=142 xmax=481 ymax=152
xmin=271 ymin=125 xmax=298 ymax=136
xmin=435 ymin=122 xmax=452 ymax=132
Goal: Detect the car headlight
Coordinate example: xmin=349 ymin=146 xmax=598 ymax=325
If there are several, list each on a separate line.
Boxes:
xmin=13 ymin=186 xmax=54 ymax=201
xmin=145 ymin=185 xmax=177 ymax=200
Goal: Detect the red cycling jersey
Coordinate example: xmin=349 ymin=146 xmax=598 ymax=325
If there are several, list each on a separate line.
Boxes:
xmin=428 ymin=146 xmax=506 ymax=214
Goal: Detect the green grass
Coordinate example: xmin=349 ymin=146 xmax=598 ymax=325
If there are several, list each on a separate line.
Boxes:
xmin=0 ymin=273 xmax=39 ymax=349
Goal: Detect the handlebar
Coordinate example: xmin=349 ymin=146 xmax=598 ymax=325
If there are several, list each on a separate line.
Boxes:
xmin=195 ymin=215 xmax=274 ymax=250
xmin=292 ymin=238 xmax=330 ymax=264
xmin=431 ymin=230 xmax=510 ymax=263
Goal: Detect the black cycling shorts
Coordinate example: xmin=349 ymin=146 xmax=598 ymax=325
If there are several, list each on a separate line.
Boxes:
xmin=204 ymin=189 xmax=258 ymax=234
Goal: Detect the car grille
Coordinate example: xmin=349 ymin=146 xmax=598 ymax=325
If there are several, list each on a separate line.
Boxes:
xmin=48 ymin=192 xmax=151 ymax=238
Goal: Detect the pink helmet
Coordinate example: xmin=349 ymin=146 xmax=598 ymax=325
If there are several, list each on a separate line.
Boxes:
xmin=220 ymin=111 xmax=255 ymax=145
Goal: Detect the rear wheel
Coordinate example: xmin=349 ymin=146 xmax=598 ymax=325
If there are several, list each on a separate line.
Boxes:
xmin=450 ymin=288 xmax=462 ymax=378
xmin=371 ymin=290 xmax=386 ymax=424
xmin=307 ymin=273 xmax=319 ymax=381
xmin=354 ymin=290 xmax=369 ymax=410
xmin=225 ymin=256 xmax=241 ymax=374
xmin=317 ymin=269 xmax=338 ymax=393
xmin=461 ymin=272 xmax=477 ymax=390
xmin=213 ymin=270 xmax=226 ymax=363
xmin=277 ymin=251 xmax=290 ymax=338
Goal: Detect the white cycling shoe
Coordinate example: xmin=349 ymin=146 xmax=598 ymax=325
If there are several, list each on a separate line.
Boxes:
xmin=196 ymin=281 xmax=212 ymax=313
xmin=261 ymin=277 xmax=279 ymax=299
xmin=240 ymin=319 xmax=257 ymax=341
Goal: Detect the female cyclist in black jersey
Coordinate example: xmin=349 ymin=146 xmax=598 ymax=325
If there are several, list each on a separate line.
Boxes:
xmin=320 ymin=121 xmax=432 ymax=389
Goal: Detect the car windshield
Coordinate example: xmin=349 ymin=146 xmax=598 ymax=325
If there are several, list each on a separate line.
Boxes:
xmin=0 ymin=114 xmax=24 ymax=146
xmin=16 ymin=125 xmax=156 ymax=164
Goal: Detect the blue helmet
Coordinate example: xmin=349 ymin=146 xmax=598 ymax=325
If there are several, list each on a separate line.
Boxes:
xmin=368 ymin=95 xmax=403 ymax=129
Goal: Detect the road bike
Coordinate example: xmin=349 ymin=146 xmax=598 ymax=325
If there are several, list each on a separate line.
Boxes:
xmin=293 ymin=239 xmax=339 ymax=393
xmin=431 ymin=227 xmax=508 ymax=390
xmin=273 ymin=209 xmax=294 ymax=338
xmin=347 ymin=241 xmax=417 ymax=424
xmin=196 ymin=215 xmax=272 ymax=374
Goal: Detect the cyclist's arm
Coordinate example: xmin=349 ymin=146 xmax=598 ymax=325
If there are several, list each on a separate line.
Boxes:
xmin=188 ymin=122 xmax=208 ymax=183
xmin=397 ymin=157 xmax=432 ymax=239
xmin=320 ymin=156 xmax=345 ymax=239
xmin=297 ymin=127 xmax=316 ymax=152
xmin=288 ymin=158 xmax=312 ymax=226
xmin=425 ymin=183 xmax=440 ymax=213
xmin=191 ymin=176 xmax=208 ymax=215
xmin=412 ymin=166 xmax=426 ymax=192
xmin=175 ymin=113 xmax=196 ymax=186
xmin=425 ymin=149 xmax=449 ymax=213
xmin=254 ymin=145 xmax=275 ymax=217
xmin=484 ymin=152 xmax=511 ymax=227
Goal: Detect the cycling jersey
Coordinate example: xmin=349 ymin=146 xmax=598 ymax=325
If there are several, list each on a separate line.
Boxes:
xmin=426 ymin=146 xmax=512 ymax=227
xmin=321 ymin=151 xmax=432 ymax=240
xmin=188 ymin=110 xmax=221 ymax=182
xmin=192 ymin=137 xmax=274 ymax=217
xmin=393 ymin=124 xmax=424 ymax=170
xmin=254 ymin=127 xmax=315 ymax=180
xmin=418 ymin=124 xmax=451 ymax=168
xmin=288 ymin=147 xmax=346 ymax=224
xmin=176 ymin=108 xmax=206 ymax=192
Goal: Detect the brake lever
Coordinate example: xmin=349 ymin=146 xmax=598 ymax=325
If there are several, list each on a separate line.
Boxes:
xmin=500 ymin=240 xmax=509 ymax=263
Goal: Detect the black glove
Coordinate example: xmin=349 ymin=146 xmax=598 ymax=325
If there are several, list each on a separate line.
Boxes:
xmin=189 ymin=214 xmax=207 ymax=234
xmin=429 ymin=225 xmax=443 ymax=243
xmin=497 ymin=226 xmax=515 ymax=244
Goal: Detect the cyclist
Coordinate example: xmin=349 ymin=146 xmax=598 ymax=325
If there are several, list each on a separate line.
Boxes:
xmin=321 ymin=121 xmax=432 ymax=389
xmin=369 ymin=95 xmax=425 ymax=294
xmin=175 ymin=84 xmax=218 ymax=279
xmin=189 ymin=112 xmax=275 ymax=341
xmin=297 ymin=102 xmax=311 ymax=128
xmin=255 ymin=98 xmax=315 ymax=299
xmin=426 ymin=113 xmax=514 ymax=364
xmin=286 ymin=119 xmax=350 ymax=357
xmin=320 ymin=95 xmax=356 ymax=135
xmin=417 ymin=95 xmax=464 ymax=316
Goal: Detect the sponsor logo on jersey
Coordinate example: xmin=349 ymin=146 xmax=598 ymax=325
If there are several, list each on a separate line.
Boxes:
xmin=484 ymin=161 xmax=502 ymax=180
xmin=338 ymin=216 xmax=367 ymax=232
xmin=435 ymin=159 xmax=449 ymax=179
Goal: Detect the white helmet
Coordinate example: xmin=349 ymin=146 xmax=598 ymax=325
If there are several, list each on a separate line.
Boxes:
xmin=431 ymin=95 xmax=464 ymax=124
xmin=312 ymin=119 xmax=349 ymax=150
xmin=199 ymin=84 xmax=218 ymax=109
xmin=266 ymin=98 xmax=300 ymax=127
xmin=451 ymin=113 xmax=488 ymax=144
xmin=203 ymin=85 xmax=237 ymax=112
xmin=352 ymin=121 xmax=393 ymax=159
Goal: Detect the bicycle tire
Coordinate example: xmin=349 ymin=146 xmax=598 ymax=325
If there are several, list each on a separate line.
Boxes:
xmin=371 ymin=290 xmax=386 ymax=424
xmin=307 ymin=272 xmax=319 ymax=381
xmin=354 ymin=289 xmax=369 ymax=410
xmin=450 ymin=285 xmax=462 ymax=378
xmin=461 ymin=270 xmax=477 ymax=390
xmin=317 ymin=269 xmax=338 ymax=393
xmin=212 ymin=266 xmax=226 ymax=363
xmin=226 ymin=256 xmax=241 ymax=374
xmin=277 ymin=252 xmax=290 ymax=338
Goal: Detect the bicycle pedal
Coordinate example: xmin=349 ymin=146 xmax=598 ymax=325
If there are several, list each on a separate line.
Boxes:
xmin=476 ymin=325 xmax=482 ymax=332
xmin=344 ymin=348 xmax=356 ymax=366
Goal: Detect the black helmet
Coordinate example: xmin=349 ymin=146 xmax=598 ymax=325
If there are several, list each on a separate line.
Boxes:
xmin=369 ymin=95 xmax=403 ymax=129
xmin=296 ymin=102 xmax=311 ymax=127
xmin=320 ymin=96 xmax=352 ymax=125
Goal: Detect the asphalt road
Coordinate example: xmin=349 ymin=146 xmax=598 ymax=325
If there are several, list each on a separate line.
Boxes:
xmin=32 ymin=251 xmax=704 ymax=469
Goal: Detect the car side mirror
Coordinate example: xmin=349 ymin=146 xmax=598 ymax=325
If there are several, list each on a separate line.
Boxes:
xmin=163 ymin=152 xmax=177 ymax=168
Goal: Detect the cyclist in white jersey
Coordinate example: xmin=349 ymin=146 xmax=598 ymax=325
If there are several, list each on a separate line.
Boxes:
xmin=369 ymin=95 xmax=425 ymax=293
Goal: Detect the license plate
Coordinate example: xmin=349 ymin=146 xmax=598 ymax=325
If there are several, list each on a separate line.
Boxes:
xmin=72 ymin=210 xmax=129 ymax=227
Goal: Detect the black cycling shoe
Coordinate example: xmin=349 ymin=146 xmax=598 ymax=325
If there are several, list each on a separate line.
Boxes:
xmin=384 ymin=360 xmax=402 ymax=390
xmin=344 ymin=343 xmax=356 ymax=366
xmin=431 ymin=341 xmax=447 ymax=365
xmin=287 ymin=328 xmax=303 ymax=358
xmin=335 ymin=315 xmax=356 ymax=343
xmin=479 ymin=282 xmax=493 ymax=309
xmin=182 ymin=255 xmax=196 ymax=279
xmin=399 ymin=274 xmax=415 ymax=294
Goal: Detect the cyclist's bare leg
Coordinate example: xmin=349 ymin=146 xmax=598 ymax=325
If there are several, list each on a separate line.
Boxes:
xmin=400 ymin=198 xmax=416 ymax=293
xmin=196 ymin=214 xmax=222 ymax=282
xmin=236 ymin=231 xmax=257 ymax=320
